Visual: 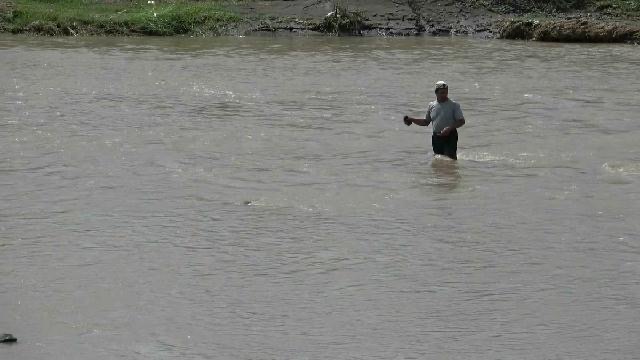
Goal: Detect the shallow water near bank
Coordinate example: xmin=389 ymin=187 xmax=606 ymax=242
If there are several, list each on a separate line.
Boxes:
xmin=1 ymin=35 xmax=639 ymax=359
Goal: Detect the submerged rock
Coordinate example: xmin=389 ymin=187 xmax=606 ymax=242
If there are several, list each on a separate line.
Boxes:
xmin=0 ymin=334 xmax=17 ymax=343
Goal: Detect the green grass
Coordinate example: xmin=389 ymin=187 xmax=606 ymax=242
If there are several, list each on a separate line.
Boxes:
xmin=0 ymin=0 xmax=242 ymax=35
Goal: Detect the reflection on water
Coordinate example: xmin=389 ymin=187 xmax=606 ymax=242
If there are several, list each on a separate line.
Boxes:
xmin=1 ymin=35 xmax=639 ymax=360
xmin=428 ymin=155 xmax=461 ymax=191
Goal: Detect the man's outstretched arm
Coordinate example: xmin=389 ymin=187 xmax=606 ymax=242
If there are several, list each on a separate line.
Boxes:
xmin=404 ymin=115 xmax=431 ymax=127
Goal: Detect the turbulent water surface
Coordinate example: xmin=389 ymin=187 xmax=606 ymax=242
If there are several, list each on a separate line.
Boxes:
xmin=1 ymin=35 xmax=639 ymax=359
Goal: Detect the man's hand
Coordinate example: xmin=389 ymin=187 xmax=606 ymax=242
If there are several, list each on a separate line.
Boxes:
xmin=403 ymin=115 xmax=412 ymax=126
xmin=440 ymin=127 xmax=453 ymax=136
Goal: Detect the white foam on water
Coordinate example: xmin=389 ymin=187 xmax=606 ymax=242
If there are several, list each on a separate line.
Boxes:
xmin=431 ymin=154 xmax=456 ymax=162
xmin=602 ymin=162 xmax=640 ymax=176
xmin=458 ymin=151 xmax=539 ymax=166
xmin=185 ymin=83 xmax=237 ymax=101
xmin=458 ymin=152 xmax=509 ymax=162
xmin=600 ymin=162 xmax=639 ymax=184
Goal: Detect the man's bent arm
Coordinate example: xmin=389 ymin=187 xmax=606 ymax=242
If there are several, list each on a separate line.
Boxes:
xmin=440 ymin=118 xmax=465 ymax=136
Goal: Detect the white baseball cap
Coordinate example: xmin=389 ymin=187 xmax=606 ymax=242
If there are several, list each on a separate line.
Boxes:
xmin=435 ymin=81 xmax=448 ymax=90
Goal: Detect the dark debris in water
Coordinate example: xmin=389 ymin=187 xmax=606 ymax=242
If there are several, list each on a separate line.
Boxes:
xmin=0 ymin=334 xmax=17 ymax=343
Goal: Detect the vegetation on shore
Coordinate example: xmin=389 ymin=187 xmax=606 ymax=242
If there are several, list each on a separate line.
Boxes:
xmin=591 ymin=0 xmax=640 ymax=16
xmin=0 ymin=0 xmax=639 ymax=42
xmin=499 ymin=18 xmax=640 ymax=42
xmin=490 ymin=0 xmax=640 ymax=42
xmin=312 ymin=3 xmax=369 ymax=35
xmin=0 ymin=0 xmax=241 ymax=36
xmin=474 ymin=0 xmax=640 ymax=16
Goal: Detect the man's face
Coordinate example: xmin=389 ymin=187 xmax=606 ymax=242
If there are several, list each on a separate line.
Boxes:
xmin=435 ymin=88 xmax=448 ymax=102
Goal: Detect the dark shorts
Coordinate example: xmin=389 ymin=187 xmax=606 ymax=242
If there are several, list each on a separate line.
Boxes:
xmin=432 ymin=130 xmax=458 ymax=160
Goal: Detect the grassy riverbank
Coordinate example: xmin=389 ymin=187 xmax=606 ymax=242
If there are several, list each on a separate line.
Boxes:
xmin=0 ymin=0 xmax=241 ymax=35
xmin=0 ymin=0 xmax=639 ymax=42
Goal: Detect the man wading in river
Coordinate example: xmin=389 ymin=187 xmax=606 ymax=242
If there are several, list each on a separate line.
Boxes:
xmin=404 ymin=81 xmax=465 ymax=160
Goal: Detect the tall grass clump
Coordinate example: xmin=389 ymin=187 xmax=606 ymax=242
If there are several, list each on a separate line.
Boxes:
xmin=314 ymin=1 xmax=369 ymax=35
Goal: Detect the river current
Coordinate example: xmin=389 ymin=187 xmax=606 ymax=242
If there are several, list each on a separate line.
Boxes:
xmin=1 ymin=35 xmax=639 ymax=359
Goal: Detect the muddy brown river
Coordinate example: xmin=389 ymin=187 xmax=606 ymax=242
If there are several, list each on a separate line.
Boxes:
xmin=1 ymin=35 xmax=639 ymax=359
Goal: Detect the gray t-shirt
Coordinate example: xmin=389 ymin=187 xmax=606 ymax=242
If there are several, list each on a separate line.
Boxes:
xmin=427 ymin=99 xmax=464 ymax=133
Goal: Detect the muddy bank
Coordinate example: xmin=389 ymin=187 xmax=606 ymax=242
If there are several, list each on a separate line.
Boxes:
xmin=499 ymin=18 xmax=640 ymax=42
xmin=233 ymin=0 xmax=640 ymax=43
xmin=229 ymin=0 xmax=501 ymax=38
